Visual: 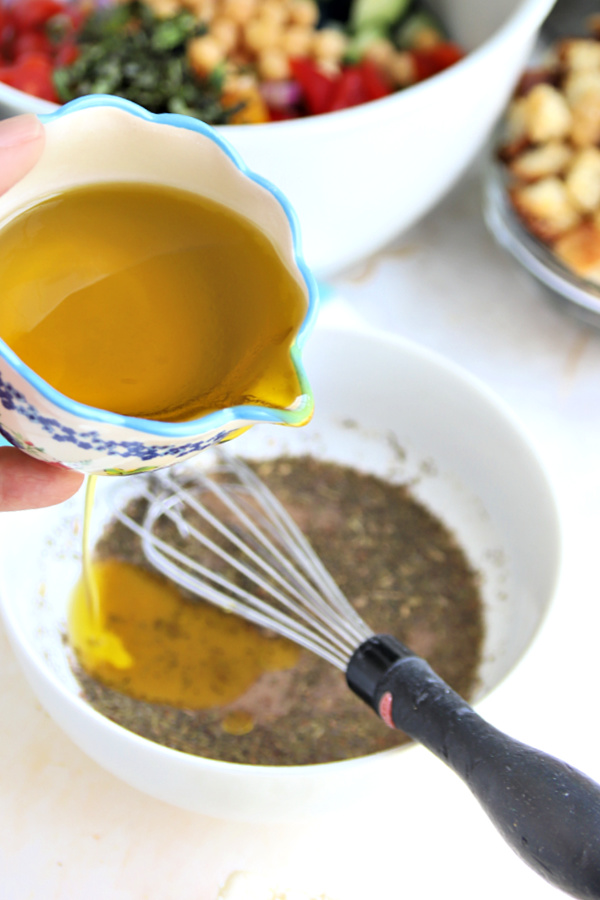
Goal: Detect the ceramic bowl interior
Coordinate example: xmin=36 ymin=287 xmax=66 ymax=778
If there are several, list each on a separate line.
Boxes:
xmin=0 ymin=0 xmax=556 ymax=276
xmin=0 ymin=326 xmax=561 ymax=822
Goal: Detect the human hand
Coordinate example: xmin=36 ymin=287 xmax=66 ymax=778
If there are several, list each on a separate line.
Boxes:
xmin=0 ymin=115 xmax=84 ymax=511
xmin=0 ymin=113 xmax=46 ymax=193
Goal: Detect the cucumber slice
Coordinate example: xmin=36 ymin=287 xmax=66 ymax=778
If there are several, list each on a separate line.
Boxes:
xmin=349 ymin=0 xmax=411 ymax=34
xmin=344 ymin=24 xmax=386 ymax=62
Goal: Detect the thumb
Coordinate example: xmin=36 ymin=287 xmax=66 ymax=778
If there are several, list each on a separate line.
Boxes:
xmin=0 ymin=114 xmax=45 ymax=195
xmin=0 ymin=447 xmax=84 ymax=511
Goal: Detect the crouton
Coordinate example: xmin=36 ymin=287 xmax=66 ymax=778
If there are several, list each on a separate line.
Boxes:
xmin=511 ymin=176 xmax=582 ymax=242
xmin=558 ymin=38 xmax=600 ymax=72
xmin=523 ymin=83 xmax=572 ymax=142
xmin=498 ymin=96 xmax=530 ymax=159
xmin=498 ymin=22 xmax=600 ymax=285
xmin=565 ymin=146 xmax=600 ymax=212
xmin=554 ymin=220 xmax=600 ymax=285
xmin=570 ymin=87 xmax=600 ymax=147
xmin=508 ymin=140 xmax=572 ymax=182
xmin=563 ymin=68 xmax=600 ymax=106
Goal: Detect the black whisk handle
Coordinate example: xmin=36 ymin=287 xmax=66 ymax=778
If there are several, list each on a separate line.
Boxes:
xmin=346 ymin=635 xmax=600 ymax=899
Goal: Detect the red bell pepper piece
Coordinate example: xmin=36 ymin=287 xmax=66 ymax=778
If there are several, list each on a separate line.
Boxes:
xmin=0 ymin=51 xmax=59 ymax=101
xmin=358 ymin=58 xmax=392 ymax=101
xmin=0 ymin=6 xmax=15 ymax=62
xmin=13 ymin=30 xmax=53 ymax=59
xmin=54 ymin=39 xmax=79 ymax=67
xmin=11 ymin=0 xmax=68 ymax=32
xmin=411 ymin=42 xmax=464 ymax=82
xmin=289 ymin=57 xmax=336 ymax=116
xmin=328 ymin=65 xmax=368 ymax=111
xmin=290 ymin=56 xmax=392 ymax=116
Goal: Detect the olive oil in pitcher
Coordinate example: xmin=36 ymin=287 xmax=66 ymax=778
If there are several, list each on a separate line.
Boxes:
xmin=0 ymin=181 xmax=308 ymax=422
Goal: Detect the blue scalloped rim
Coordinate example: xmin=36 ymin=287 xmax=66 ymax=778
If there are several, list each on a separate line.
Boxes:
xmin=0 ymin=94 xmax=318 ymax=437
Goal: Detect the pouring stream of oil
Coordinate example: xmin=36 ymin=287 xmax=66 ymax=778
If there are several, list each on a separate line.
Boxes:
xmin=73 ymin=475 xmax=133 ymax=671
xmin=68 ymin=475 xmax=300 ymax=721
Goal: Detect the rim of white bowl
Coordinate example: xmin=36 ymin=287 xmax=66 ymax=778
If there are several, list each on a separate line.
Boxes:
xmin=0 ymin=324 xmax=564 ymax=777
xmin=0 ymin=94 xmax=319 ymax=437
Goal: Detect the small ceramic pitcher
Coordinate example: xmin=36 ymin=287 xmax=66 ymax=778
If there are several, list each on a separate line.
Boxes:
xmin=0 ymin=95 xmax=318 ymax=475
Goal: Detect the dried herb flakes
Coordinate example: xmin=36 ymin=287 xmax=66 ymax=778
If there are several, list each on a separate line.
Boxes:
xmin=75 ymin=456 xmax=484 ymax=766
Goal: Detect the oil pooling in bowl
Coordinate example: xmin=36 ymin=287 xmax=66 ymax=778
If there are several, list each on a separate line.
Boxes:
xmin=69 ymin=458 xmax=302 ymax=707
xmin=68 ymin=549 xmax=300 ymax=711
xmin=68 ymin=473 xmax=300 ymax=711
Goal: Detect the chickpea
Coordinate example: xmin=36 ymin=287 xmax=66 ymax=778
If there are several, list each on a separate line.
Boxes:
xmin=280 ymin=24 xmax=312 ymax=57
xmin=258 ymin=0 xmax=288 ymax=26
xmin=211 ymin=17 xmax=240 ymax=53
xmin=411 ymin=26 xmax=442 ymax=49
xmin=188 ymin=34 xmax=225 ymax=75
xmin=317 ymin=57 xmax=340 ymax=78
xmin=244 ymin=16 xmax=282 ymax=53
xmin=386 ymin=51 xmax=416 ymax=87
xmin=363 ymin=38 xmax=395 ymax=67
xmin=257 ymin=47 xmax=291 ymax=79
xmin=145 ymin=0 xmax=181 ymax=16
xmin=221 ymin=0 xmax=257 ymax=25
xmin=311 ymin=27 xmax=347 ymax=62
xmin=287 ymin=0 xmax=318 ymax=27
xmin=183 ymin=0 xmax=211 ymax=17
xmin=202 ymin=0 xmax=217 ymax=21
xmin=223 ymin=70 xmax=259 ymax=94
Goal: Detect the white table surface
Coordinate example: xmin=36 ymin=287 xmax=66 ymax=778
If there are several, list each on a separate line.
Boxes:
xmin=2 ymin=159 xmax=600 ymax=900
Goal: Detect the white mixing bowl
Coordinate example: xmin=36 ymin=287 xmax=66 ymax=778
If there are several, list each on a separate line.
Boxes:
xmin=0 ymin=325 xmax=561 ymax=823
xmin=0 ymin=0 xmax=555 ymax=276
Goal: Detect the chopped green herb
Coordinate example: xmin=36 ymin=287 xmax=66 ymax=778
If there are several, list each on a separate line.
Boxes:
xmin=54 ymin=0 xmax=243 ymax=124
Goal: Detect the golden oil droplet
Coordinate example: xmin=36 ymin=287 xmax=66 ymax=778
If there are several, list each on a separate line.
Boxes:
xmin=222 ymin=710 xmax=255 ymax=735
xmin=219 ymin=425 xmax=252 ymax=443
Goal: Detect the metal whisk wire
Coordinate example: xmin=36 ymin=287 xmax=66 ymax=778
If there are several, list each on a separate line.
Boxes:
xmin=116 ymin=453 xmax=372 ymax=669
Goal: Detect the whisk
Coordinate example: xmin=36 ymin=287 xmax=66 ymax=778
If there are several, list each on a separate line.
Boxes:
xmin=117 ymin=452 xmax=600 ymax=900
